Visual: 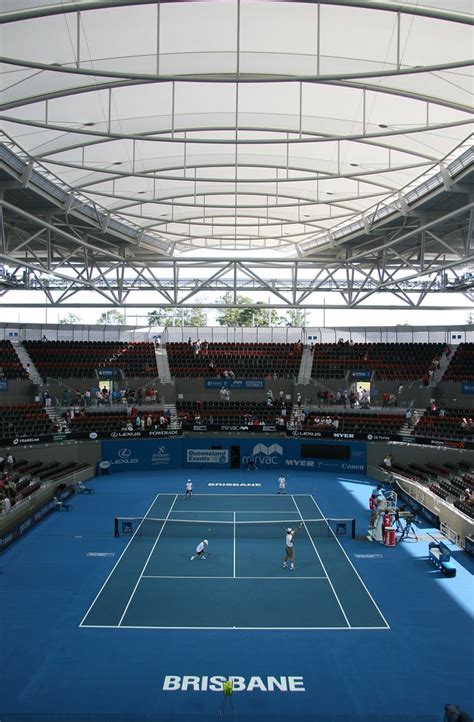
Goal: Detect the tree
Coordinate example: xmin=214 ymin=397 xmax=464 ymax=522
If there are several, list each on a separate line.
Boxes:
xmin=216 ymin=293 xmax=282 ymax=326
xmin=97 ymin=310 xmax=124 ymax=325
xmin=147 ymin=307 xmax=207 ymax=327
xmin=283 ymin=309 xmax=306 ymax=327
xmin=59 ymin=313 xmax=82 ymax=325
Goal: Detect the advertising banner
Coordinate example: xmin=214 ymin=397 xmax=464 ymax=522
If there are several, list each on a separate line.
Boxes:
xmin=204 ymin=379 xmax=265 ymax=389
xmin=97 ymin=368 xmax=121 ymax=379
xmin=186 ymin=448 xmax=229 ymax=465
xmin=350 ymin=370 xmax=371 ymax=379
xmin=102 ymin=438 xmax=182 ymax=471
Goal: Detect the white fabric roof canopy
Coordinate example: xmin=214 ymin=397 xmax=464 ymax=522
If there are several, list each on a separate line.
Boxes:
xmin=1 ymin=0 xmax=472 ymax=257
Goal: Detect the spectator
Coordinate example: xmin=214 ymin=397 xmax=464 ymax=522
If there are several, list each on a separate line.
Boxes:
xmin=383 ymin=453 xmax=393 ymax=469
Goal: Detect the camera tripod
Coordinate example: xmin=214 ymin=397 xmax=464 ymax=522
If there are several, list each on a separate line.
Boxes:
xmin=398 ymin=515 xmax=418 ymax=542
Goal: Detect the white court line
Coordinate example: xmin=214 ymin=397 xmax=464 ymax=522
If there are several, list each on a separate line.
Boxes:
xmin=291 ymin=495 xmax=351 ymax=629
xmin=142 ymin=575 xmax=328 ymax=580
xmin=79 ymin=489 xmax=164 ymax=627
xmin=159 ymin=493 xmax=314 ymax=497
xmin=167 ymin=510 xmax=302 ymax=515
xmin=307 ymin=494 xmax=390 ymax=629
xmin=82 ymin=623 xmax=389 ymax=631
xmin=117 ymin=494 xmax=179 ymax=627
xmin=233 ymin=512 xmax=236 ymax=578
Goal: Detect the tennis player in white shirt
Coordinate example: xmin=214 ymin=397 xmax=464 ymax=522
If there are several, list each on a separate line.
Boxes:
xmin=282 ymin=527 xmax=297 ymax=570
xmin=190 ymin=539 xmax=208 ymax=560
xmin=277 ymin=476 xmax=286 ymax=494
xmin=184 ymin=478 xmax=193 ymax=499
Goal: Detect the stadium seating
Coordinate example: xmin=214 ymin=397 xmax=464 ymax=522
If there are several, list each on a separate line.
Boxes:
xmin=176 ymin=400 xmax=284 ymax=428
xmin=166 ymin=342 xmax=303 ymax=378
xmin=442 ymin=343 xmax=474 ymax=381
xmin=302 ymin=410 xmax=405 ymax=435
xmin=413 ymin=408 xmax=474 ymax=440
xmin=68 ymin=409 xmax=168 ymax=433
xmin=1 ymin=459 xmax=91 ymax=508
xmin=0 ymin=340 xmax=28 ymax=379
xmin=310 ymin=342 xmax=443 ymax=380
xmin=23 ymin=340 xmax=157 ymax=379
xmin=0 ymin=404 xmax=57 ymax=439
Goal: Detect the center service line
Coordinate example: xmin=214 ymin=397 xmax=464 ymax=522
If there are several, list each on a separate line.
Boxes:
xmin=233 ymin=511 xmax=236 ymax=578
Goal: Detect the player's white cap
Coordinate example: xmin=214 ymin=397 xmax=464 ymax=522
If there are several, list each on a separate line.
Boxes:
xmin=203 ymin=539 xmax=208 ymax=545
xmin=286 ymin=528 xmax=293 ymax=533
xmin=187 ymin=478 xmax=192 ymax=482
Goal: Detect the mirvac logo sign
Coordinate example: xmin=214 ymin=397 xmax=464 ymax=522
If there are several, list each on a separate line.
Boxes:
xmin=186 ymin=449 xmax=229 ymax=464
xmin=243 ymin=443 xmax=283 ymax=467
xmin=163 ymin=675 xmax=305 ymax=692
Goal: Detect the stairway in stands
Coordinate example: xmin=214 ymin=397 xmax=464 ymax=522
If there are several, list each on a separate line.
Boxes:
xmin=154 ymin=344 xmax=173 ymax=384
xmin=297 ymin=346 xmax=314 ymax=385
xmin=14 ymin=343 xmax=42 ymax=385
xmin=44 ymin=405 xmax=65 ymax=432
xmin=399 ymin=408 xmax=423 ymax=436
xmin=431 ymin=345 xmax=456 ymax=385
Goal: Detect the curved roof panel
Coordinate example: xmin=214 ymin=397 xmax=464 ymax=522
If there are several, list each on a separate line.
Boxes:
xmin=1 ymin=0 xmax=472 ymax=256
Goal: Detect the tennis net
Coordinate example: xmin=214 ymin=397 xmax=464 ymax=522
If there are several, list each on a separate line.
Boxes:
xmin=114 ymin=516 xmax=355 ymax=540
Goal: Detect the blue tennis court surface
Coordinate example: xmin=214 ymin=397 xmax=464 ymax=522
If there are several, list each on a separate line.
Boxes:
xmin=81 ymin=494 xmax=387 ymax=630
xmin=2 ymin=469 xmax=473 ymax=722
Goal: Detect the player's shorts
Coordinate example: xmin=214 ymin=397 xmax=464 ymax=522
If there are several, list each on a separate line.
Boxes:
xmin=197 ymin=549 xmax=204 ymax=556
xmin=285 ymin=546 xmax=294 ymax=558
xmin=186 ymin=490 xmax=192 ymax=495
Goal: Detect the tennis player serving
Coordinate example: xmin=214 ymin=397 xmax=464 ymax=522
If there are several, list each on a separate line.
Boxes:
xmin=282 ymin=525 xmax=302 ymax=570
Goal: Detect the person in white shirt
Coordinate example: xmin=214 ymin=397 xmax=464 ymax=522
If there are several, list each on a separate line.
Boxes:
xmin=282 ymin=527 xmax=297 ymax=570
xmin=185 ymin=479 xmax=193 ymax=499
xmin=277 ymin=476 xmax=286 ymax=494
xmin=190 ymin=539 xmax=208 ymax=560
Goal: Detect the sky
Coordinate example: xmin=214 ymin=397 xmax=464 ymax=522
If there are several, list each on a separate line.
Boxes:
xmin=1 ymin=294 xmax=471 ymax=329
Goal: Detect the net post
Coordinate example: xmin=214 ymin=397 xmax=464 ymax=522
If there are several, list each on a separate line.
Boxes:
xmin=114 ymin=517 xmax=119 ymax=537
xmin=351 ymin=519 xmax=356 ymax=539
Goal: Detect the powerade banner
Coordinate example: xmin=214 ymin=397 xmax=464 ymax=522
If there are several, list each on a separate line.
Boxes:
xmin=0 ymin=428 xmax=182 ymax=448
xmin=102 ymin=438 xmax=182 ymax=472
xmin=204 ymin=379 xmax=265 ymax=389
xmin=461 ymin=382 xmax=474 ymax=394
